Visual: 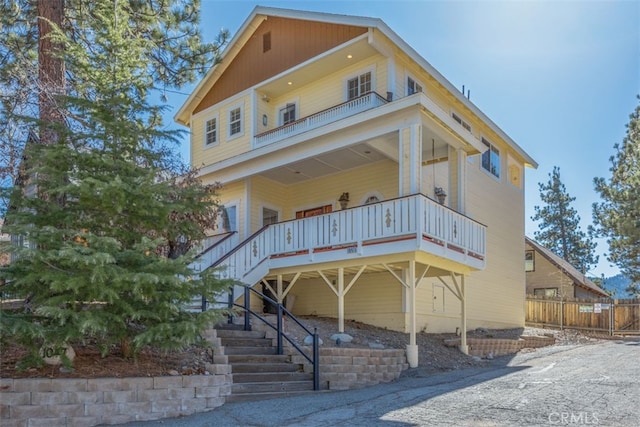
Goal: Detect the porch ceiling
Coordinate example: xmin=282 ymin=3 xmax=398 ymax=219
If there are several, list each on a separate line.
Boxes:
xmin=259 ymin=140 xmax=390 ymax=184
xmin=258 ymin=129 xmax=450 ymax=185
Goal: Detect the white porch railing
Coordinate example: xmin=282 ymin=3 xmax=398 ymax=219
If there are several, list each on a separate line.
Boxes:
xmin=205 ymin=194 xmax=486 ymax=284
xmin=254 ymin=92 xmax=388 ymax=147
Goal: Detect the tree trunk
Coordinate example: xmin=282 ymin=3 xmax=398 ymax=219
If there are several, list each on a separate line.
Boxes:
xmin=37 ymin=0 xmax=65 ymax=145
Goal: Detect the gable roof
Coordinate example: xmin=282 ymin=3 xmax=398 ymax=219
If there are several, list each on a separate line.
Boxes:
xmin=176 ymin=6 xmax=537 ymax=169
xmin=525 ymin=236 xmax=609 ymax=298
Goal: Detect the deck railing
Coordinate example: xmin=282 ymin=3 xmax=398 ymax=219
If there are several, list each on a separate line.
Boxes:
xmin=254 ymin=92 xmax=388 ymax=147
xmin=206 ymin=194 xmax=486 ymax=284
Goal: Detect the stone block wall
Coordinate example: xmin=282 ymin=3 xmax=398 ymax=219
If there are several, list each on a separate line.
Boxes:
xmin=0 ymin=374 xmax=232 ymax=427
xmin=291 ymin=347 xmax=408 ymax=391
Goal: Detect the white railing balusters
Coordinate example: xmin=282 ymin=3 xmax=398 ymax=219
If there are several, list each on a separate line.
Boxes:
xmin=255 ymin=92 xmax=388 ymax=146
xmin=205 ymin=194 xmax=486 ymax=284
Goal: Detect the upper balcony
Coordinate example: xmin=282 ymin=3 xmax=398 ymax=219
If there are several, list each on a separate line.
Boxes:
xmin=255 ymin=92 xmax=388 ymax=147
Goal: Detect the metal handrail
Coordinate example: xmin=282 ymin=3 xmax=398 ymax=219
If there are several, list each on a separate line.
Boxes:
xmin=228 ymin=285 xmax=320 ymax=390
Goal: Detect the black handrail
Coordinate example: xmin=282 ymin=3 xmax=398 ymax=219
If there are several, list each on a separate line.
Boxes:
xmin=227 ymin=285 xmax=320 ymax=390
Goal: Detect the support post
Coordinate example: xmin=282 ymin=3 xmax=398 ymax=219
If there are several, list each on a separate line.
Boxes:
xmin=277 ymin=304 xmax=283 ymax=355
xmin=227 ymin=290 xmax=234 ymax=324
xmin=459 ymin=275 xmax=468 ymax=355
xmin=338 ymin=267 xmax=345 ymax=333
xmin=313 ymin=327 xmax=320 ymax=390
xmin=244 ymin=286 xmax=251 ymax=331
xmin=406 ymin=260 xmax=419 ymax=367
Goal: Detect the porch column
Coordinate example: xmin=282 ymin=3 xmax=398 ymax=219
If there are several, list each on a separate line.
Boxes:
xmin=406 ymin=260 xmax=419 ymax=367
xmin=399 ymin=124 xmax=422 ymax=196
xmin=337 ymin=267 xmax=345 ymax=333
xmin=460 ymin=275 xmax=469 ymax=355
xmin=456 ymin=148 xmax=467 ymax=213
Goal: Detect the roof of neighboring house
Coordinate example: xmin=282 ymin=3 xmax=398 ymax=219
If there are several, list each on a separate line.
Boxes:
xmin=175 ymin=6 xmax=537 ymax=169
xmin=525 ymin=236 xmax=609 ymax=298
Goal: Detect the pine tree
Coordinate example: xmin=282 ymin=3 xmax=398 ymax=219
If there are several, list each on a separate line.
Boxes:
xmin=593 ymin=99 xmax=640 ymax=297
xmin=531 ymin=166 xmax=599 ymax=274
xmin=0 ymin=1 xmax=232 ymax=363
xmin=0 ymin=0 xmax=229 ymax=211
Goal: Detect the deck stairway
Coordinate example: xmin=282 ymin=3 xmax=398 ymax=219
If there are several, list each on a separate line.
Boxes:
xmin=216 ymin=323 xmax=328 ymax=402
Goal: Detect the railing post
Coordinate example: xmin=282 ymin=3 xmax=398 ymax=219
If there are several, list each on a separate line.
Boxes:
xmin=227 ymin=290 xmax=233 ymax=324
xmin=313 ymin=327 xmax=320 ymax=391
xmin=276 ymin=304 xmax=283 ymax=355
xmin=244 ymin=286 xmax=251 ymax=331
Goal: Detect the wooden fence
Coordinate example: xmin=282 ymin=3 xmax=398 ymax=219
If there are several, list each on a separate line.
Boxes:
xmin=526 ymin=295 xmax=640 ymax=335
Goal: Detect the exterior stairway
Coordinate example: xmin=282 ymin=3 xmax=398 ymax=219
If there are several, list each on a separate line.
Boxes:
xmin=216 ymin=324 xmax=327 ymax=402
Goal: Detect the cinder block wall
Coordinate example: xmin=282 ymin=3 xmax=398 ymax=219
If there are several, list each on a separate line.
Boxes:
xmin=0 ymin=374 xmax=232 ymax=426
xmin=292 ymin=347 xmax=408 ymax=390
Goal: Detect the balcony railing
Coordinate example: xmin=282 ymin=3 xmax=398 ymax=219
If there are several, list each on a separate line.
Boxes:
xmin=254 ymin=92 xmax=388 ymax=147
xmin=205 ymin=194 xmax=486 ymax=285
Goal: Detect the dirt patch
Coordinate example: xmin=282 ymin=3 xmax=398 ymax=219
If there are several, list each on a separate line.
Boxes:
xmin=0 ymin=316 xmax=605 ymax=379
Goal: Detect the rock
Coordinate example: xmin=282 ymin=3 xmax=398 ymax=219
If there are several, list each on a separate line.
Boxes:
xmin=40 ymin=343 xmax=76 ymax=366
xmin=486 ymin=352 xmax=494 ymax=360
xmin=304 ymin=335 xmax=323 ymax=345
xmin=330 ymin=333 xmax=353 ymax=343
xmin=472 ymin=356 xmax=482 ymax=362
xmin=475 ymin=327 xmax=489 ymax=334
xmin=59 ymin=366 xmax=74 ymax=374
xmin=168 ymin=369 xmax=180 ymax=376
xmin=368 ymin=343 xmax=385 ymax=349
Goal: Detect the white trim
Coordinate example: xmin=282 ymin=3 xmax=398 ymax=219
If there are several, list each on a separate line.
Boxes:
xmin=343 ymin=65 xmax=376 ymax=101
xmin=259 ymin=203 xmax=282 ymax=227
xmin=405 ymin=72 xmax=424 ymax=96
xmin=203 ymin=113 xmax=220 ymax=149
xmin=192 ymin=88 xmax=252 ymax=120
xmin=450 ymin=109 xmax=472 ymax=134
xmin=480 ymin=136 xmax=501 ymax=181
xmin=244 ymin=179 xmax=251 ymax=239
xmin=275 ymin=97 xmax=300 ymax=126
xmin=227 ymin=102 xmax=245 ymax=141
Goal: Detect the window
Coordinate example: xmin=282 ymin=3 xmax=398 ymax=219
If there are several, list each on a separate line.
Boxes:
xmin=347 ymin=71 xmax=371 ymax=100
xmin=407 ymin=76 xmax=423 ymax=95
xmin=525 ymin=250 xmax=535 ymax=272
xmin=534 ymin=288 xmax=558 ymax=297
xmin=279 ymin=103 xmax=296 ymax=125
xmin=204 ymin=117 xmax=217 ymax=146
xmin=481 ymin=137 xmax=501 ymax=178
xmin=229 ymin=106 xmax=242 ymax=137
xmin=263 ymin=32 xmax=271 ymax=53
xmin=452 ymin=111 xmax=471 ymax=132
xmin=262 ymin=207 xmax=278 ymax=226
xmin=219 ymin=205 xmax=237 ymax=233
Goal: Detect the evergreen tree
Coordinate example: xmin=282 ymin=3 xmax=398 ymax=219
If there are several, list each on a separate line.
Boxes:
xmin=532 ymin=166 xmax=599 ymax=274
xmin=593 ymin=99 xmax=640 ymax=297
xmin=0 ymin=1 xmax=233 ymax=364
xmin=0 ymin=0 xmax=229 ymax=211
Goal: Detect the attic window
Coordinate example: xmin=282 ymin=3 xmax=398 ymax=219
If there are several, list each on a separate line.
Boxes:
xmin=263 ymin=32 xmax=271 ymax=53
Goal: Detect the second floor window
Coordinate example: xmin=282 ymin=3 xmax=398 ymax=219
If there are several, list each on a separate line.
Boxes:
xmin=407 ymin=77 xmax=423 ymax=95
xmin=205 ymin=118 xmax=217 ymax=146
xmin=525 ymin=250 xmax=535 ymax=272
xmin=481 ymin=137 xmax=501 ymax=178
xmin=229 ymin=107 xmax=242 ymax=136
xmin=452 ymin=111 xmax=472 ymax=132
xmin=280 ymin=103 xmax=296 ymax=125
xmin=347 ymin=71 xmax=371 ymax=100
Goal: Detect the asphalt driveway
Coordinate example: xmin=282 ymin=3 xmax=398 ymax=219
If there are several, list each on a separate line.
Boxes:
xmin=123 ymin=339 xmax=640 ymax=426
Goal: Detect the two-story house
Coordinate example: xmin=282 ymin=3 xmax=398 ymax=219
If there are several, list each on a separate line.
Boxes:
xmin=176 ymin=6 xmax=537 ymax=367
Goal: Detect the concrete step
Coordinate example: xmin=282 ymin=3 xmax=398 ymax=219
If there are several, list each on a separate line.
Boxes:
xmin=225 ymin=389 xmax=325 ymax=403
xmin=232 ymin=380 xmax=315 ymax=394
xmin=230 ymin=362 xmax=300 ymax=373
xmin=224 ymin=346 xmax=277 ymax=355
xmin=226 ymin=354 xmax=291 ymax=364
xmin=232 ymin=372 xmax=311 ymax=383
xmin=215 ymin=329 xmax=266 ymax=339
xmin=220 ymin=337 xmax=273 ymax=347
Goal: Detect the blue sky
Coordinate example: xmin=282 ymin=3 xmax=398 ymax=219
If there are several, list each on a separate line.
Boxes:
xmin=168 ymin=0 xmax=639 ymax=278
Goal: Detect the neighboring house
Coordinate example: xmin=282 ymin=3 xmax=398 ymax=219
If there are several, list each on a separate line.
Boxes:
xmin=525 ymin=237 xmax=608 ymax=299
xmin=176 ymin=6 xmax=537 ymax=366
